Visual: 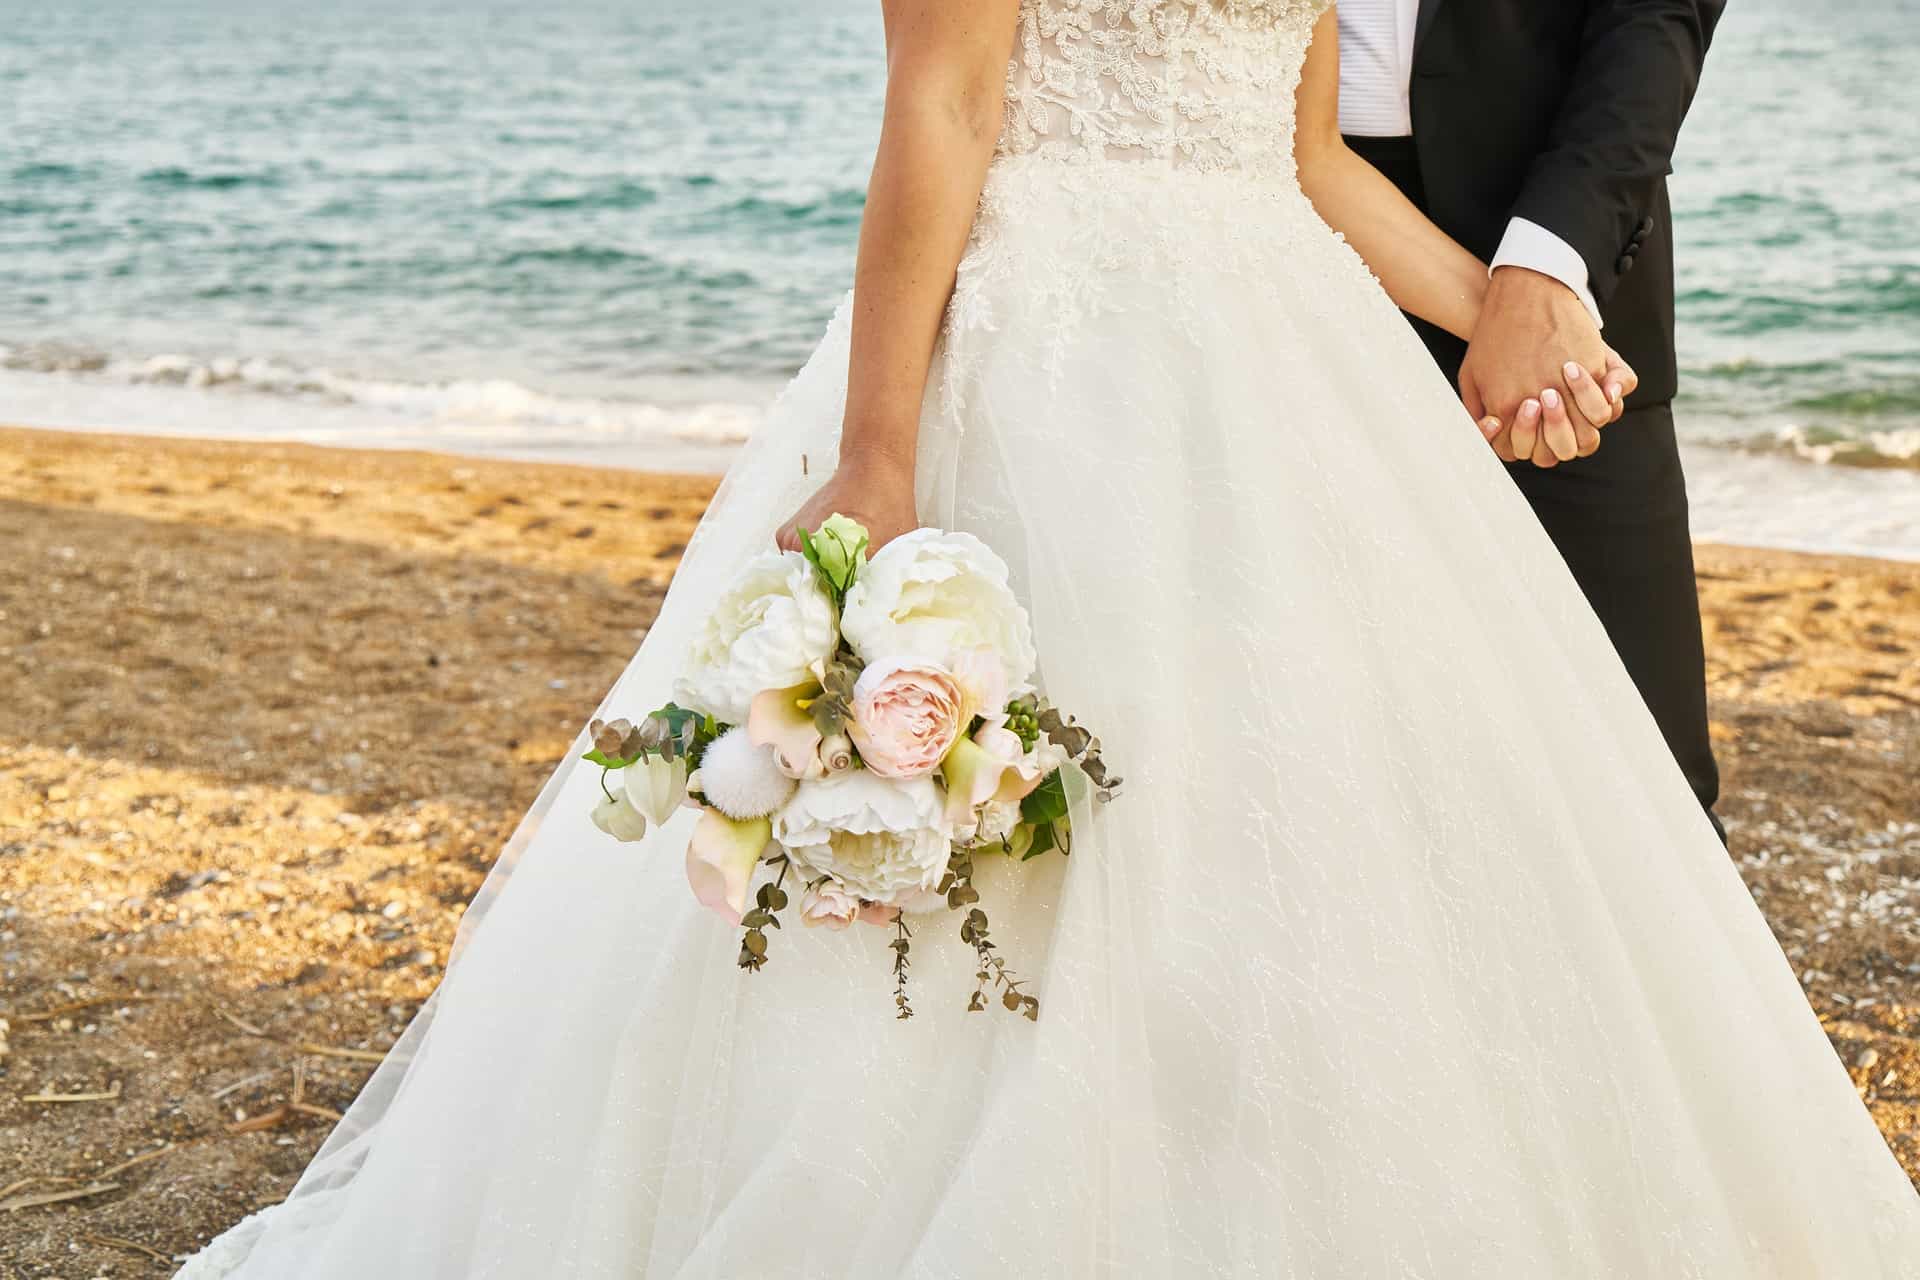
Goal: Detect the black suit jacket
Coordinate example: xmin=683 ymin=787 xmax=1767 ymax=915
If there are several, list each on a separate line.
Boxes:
xmin=1396 ymin=0 xmax=1724 ymax=404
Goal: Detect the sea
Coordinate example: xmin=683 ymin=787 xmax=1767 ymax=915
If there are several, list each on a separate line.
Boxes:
xmin=4 ymin=0 xmax=1918 ymax=558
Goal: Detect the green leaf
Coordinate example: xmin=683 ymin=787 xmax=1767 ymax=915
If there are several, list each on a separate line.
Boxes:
xmin=582 ymin=748 xmax=640 ymax=769
xmin=1020 ymin=770 xmax=1069 ymax=825
xmin=1021 ymin=822 xmax=1057 ymax=861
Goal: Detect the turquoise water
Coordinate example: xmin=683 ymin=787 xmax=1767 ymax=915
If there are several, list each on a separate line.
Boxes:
xmin=3 ymin=0 xmax=1917 ymax=551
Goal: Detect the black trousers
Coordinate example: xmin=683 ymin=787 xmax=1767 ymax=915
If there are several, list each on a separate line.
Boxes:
xmin=1346 ymin=135 xmax=1723 ymax=836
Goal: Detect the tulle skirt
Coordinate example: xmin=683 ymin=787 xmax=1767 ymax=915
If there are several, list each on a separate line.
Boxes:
xmin=179 ymin=155 xmax=1920 ymax=1277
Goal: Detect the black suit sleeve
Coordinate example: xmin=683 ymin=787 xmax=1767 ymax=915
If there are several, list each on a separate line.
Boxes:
xmin=1508 ymin=0 xmax=1725 ymax=307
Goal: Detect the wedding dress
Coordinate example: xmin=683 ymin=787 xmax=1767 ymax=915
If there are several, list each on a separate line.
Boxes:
xmin=179 ymin=1 xmax=1920 ymax=1275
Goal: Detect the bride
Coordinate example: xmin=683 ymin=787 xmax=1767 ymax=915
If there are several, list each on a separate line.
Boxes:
xmin=181 ymin=2 xmax=1920 ymax=1275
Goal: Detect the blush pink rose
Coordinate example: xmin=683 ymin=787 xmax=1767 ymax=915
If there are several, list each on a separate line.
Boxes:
xmin=798 ymin=880 xmax=905 ymax=930
xmin=798 ymin=880 xmax=862 ymax=931
xmin=847 ymin=658 xmax=967 ymax=780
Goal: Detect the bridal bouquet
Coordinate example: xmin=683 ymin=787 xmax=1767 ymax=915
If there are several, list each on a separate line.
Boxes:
xmin=584 ymin=516 xmax=1118 ymax=1020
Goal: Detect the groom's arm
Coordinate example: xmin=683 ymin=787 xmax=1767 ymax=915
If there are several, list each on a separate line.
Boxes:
xmin=1460 ymin=0 xmax=1721 ymax=467
xmin=1508 ymin=0 xmax=1726 ymax=309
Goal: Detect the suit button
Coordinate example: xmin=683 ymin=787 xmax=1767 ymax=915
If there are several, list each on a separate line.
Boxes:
xmin=1616 ymin=253 xmax=1636 ymax=274
xmin=1638 ymin=216 xmax=1655 ymax=236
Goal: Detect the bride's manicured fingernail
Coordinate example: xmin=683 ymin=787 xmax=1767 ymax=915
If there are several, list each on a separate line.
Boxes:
xmin=1542 ymin=388 xmax=1561 ymax=410
xmin=1521 ymin=398 xmax=1541 ymax=420
xmin=1564 ymin=362 xmax=1583 ymax=381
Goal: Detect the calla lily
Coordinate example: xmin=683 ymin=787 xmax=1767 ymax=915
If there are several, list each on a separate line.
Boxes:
xmin=939 ymin=723 xmax=1051 ymax=827
xmin=748 ymin=682 xmax=826 ymax=780
xmin=622 ymin=753 xmax=690 ymax=828
xmin=686 ymin=808 xmax=773 ymax=924
xmin=951 ymin=645 xmax=1008 ymax=725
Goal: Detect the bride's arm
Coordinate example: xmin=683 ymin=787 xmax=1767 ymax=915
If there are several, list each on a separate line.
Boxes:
xmin=1292 ymin=10 xmax=1486 ymax=343
xmin=776 ymin=0 xmax=1022 ymax=553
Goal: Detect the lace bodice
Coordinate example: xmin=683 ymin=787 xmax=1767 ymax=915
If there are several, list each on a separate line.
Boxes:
xmin=997 ymin=0 xmax=1331 ymax=177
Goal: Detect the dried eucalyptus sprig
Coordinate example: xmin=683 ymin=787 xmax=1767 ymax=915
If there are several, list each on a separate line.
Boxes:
xmin=738 ymin=856 xmax=791 ymax=973
xmin=585 ymin=703 xmax=718 ymax=770
xmin=809 ymin=654 xmax=865 ymax=738
xmin=940 ymin=849 xmax=1037 ymax=1019
xmin=890 ymin=916 xmax=915 ymax=1020
xmin=1037 ymin=705 xmax=1123 ymax=803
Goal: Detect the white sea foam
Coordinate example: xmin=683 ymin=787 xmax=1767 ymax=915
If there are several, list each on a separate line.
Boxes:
xmin=0 ymin=344 xmax=765 ymax=473
xmin=4 ymin=348 xmax=1916 ymax=561
xmin=1765 ymin=422 xmax=1920 ymax=467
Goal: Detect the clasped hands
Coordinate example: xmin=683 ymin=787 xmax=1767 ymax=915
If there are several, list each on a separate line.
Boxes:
xmin=1461 ymin=265 xmax=1639 ymax=467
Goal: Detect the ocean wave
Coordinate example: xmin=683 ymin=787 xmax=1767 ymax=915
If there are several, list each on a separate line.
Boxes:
xmin=488 ymin=181 xmax=660 ymax=214
xmin=0 ymin=340 xmax=763 ymax=447
xmin=1717 ymin=424 xmax=1920 ymax=470
xmin=137 ymin=166 xmax=284 ymax=191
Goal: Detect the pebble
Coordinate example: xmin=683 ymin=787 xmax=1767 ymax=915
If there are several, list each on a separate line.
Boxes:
xmin=1857 ymin=1048 xmax=1881 ymax=1070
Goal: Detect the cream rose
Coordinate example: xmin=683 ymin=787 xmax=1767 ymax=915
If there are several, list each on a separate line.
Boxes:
xmin=675 ymin=550 xmax=837 ymax=724
xmin=847 ymin=658 xmax=967 ymax=779
xmin=840 ymin=530 xmax=1037 ymax=695
xmin=773 ymin=771 xmax=951 ymax=907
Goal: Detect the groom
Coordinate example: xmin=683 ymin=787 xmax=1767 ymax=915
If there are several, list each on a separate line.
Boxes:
xmin=1338 ymin=0 xmax=1727 ymax=836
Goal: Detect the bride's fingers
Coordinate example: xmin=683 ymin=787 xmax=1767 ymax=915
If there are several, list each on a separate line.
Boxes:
xmin=1562 ymin=361 xmax=1612 ymax=429
xmin=1538 ymin=388 xmax=1578 ymax=462
xmin=1479 ymin=416 xmax=1519 ymax=464
xmin=1509 ymin=397 xmax=1542 ymax=461
xmin=1574 ymin=416 xmax=1603 ymax=458
xmin=1600 ymin=346 xmax=1639 ymax=422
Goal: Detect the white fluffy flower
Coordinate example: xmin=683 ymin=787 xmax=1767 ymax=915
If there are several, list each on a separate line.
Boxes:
xmin=840 ymin=529 xmax=1037 ymax=695
xmin=773 ymin=771 xmax=951 ymax=906
xmin=675 ymin=550 xmax=837 ymax=724
xmin=697 ymin=727 xmax=797 ymax=820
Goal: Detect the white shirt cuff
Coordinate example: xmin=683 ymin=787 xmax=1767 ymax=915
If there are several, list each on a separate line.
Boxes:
xmin=1489 ymin=217 xmax=1604 ymax=329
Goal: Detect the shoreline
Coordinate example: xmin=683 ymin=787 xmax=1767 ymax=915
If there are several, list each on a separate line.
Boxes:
xmin=1 ymin=426 xmax=1916 ymax=1271
xmin=4 ymin=398 xmax=1919 ymax=563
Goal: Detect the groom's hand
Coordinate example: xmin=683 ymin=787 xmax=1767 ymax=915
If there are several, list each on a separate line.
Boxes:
xmin=1459 ymin=266 xmax=1629 ymax=467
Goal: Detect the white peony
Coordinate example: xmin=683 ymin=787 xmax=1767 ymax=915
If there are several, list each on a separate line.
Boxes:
xmin=840 ymin=529 xmax=1037 ymax=695
xmin=675 ymin=550 xmax=838 ymax=725
xmin=772 ymin=770 xmax=952 ymax=907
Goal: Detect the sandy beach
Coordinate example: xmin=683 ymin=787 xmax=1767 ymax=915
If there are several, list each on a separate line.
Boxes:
xmin=1 ymin=424 xmax=1916 ymax=1275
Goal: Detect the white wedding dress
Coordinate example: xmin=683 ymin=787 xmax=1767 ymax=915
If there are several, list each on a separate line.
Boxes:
xmin=180 ymin=2 xmax=1920 ymax=1276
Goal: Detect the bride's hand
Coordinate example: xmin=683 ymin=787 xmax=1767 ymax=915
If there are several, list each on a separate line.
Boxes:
xmin=775 ymin=456 xmax=921 ymax=555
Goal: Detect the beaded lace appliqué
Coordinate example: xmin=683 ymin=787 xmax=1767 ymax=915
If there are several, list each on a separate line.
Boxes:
xmin=997 ymin=0 xmax=1331 ymax=177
